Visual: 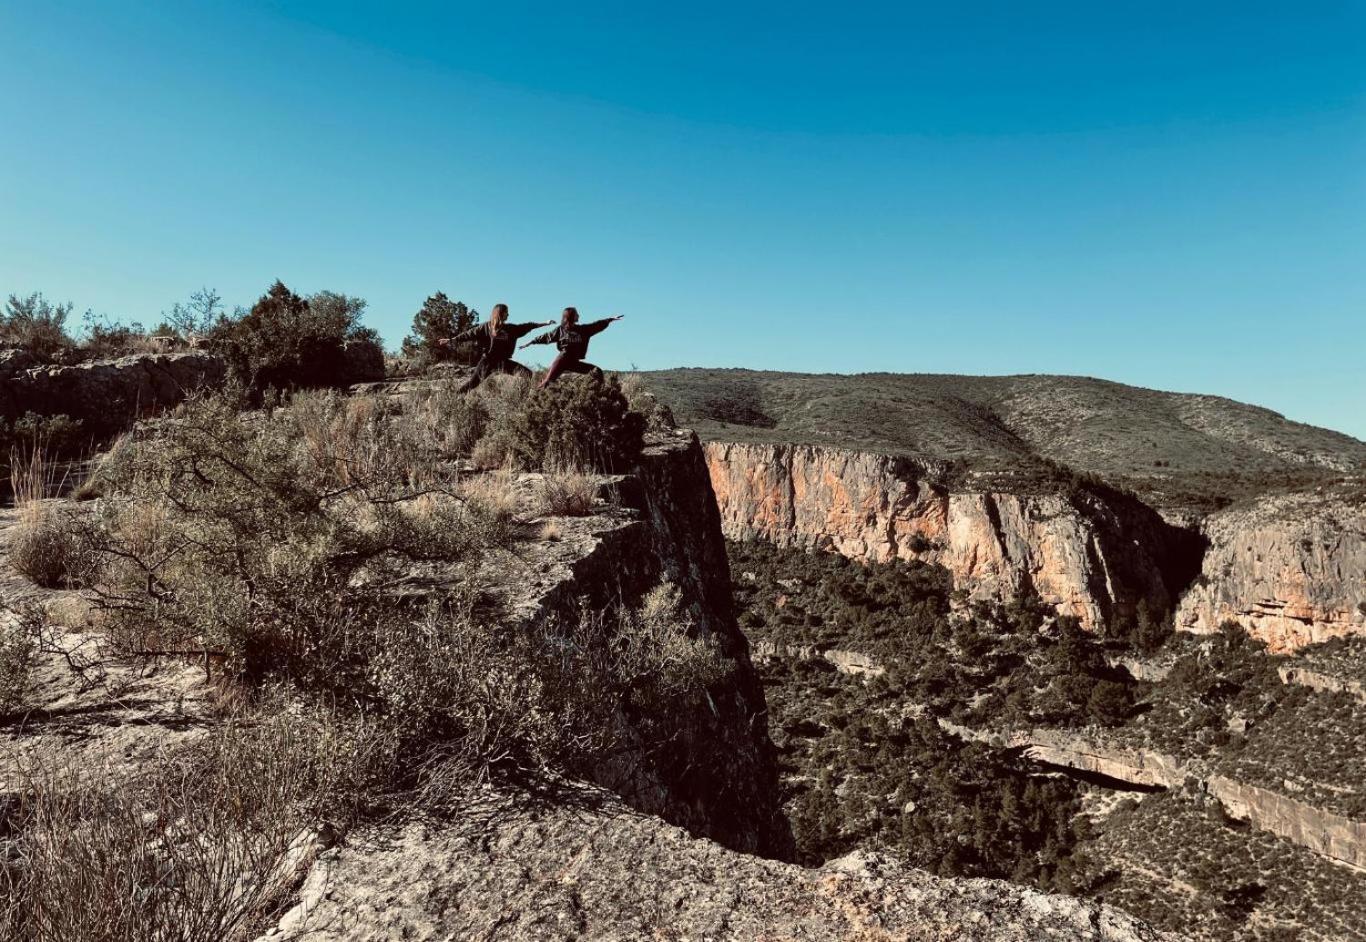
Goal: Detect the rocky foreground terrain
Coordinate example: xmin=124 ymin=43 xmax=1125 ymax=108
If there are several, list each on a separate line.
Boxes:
xmin=265 ymin=791 xmax=1172 ymax=942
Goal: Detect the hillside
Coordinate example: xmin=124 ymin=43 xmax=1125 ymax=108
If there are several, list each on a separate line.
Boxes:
xmin=643 ymin=369 xmax=1366 ymax=510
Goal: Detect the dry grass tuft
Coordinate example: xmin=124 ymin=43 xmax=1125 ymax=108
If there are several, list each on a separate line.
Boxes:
xmin=460 ymin=466 xmax=520 ymax=523
xmin=7 ymin=445 xmax=96 ymax=589
xmin=538 ymin=469 xmax=598 ymax=517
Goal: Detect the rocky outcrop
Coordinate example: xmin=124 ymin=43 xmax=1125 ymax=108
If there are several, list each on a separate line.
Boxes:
xmin=0 ymin=343 xmax=387 ymax=436
xmin=0 ymin=351 xmax=225 ymax=433
xmin=1279 ymin=665 xmax=1366 ymax=703
xmin=478 ymin=430 xmax=790 ymax=858
xmin=752 ymin=640 xmax=887 ymax=677
xmin=1176 ymin=491 xmax=1366 ymax=652
xmin=704 ymin=442 xmax=1201 ymax=631
xmin=965 ymin=726 xmax=1366 ymax=871
xmin=266 ymin=788 xmax=1175 ymax=942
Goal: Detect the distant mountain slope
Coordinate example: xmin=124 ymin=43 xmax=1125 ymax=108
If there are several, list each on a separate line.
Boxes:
xmin=642 ymin=369 xmax=1366 ymax=509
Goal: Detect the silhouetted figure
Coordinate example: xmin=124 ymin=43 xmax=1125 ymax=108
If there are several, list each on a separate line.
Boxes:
xmin=522 ymin=307 xmax=624 ymax=388
xmin=440 ymin=303 xmax=553 ymax=392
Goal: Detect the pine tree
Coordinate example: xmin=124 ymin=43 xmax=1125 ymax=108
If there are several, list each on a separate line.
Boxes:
xmin=401 ymin=292 xmax=477 ymax=363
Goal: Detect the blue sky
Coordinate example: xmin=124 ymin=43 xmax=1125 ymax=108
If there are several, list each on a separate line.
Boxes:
xmin=2 ymin=1 xmax=1363 ymax=437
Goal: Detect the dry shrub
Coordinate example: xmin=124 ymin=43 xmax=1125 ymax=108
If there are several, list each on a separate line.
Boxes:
xmin=380 ymin=581 xmax=729 ymax=791
xmin=612 ymin=583 xmax=731 ymax=698
xmin=464 ymin=373 xmax=534 ymax=467
xmin=82 ymin=392 xmax=499 ymax=689
xmin=0 ymin=617 xmax=35 ymax=717
xmin=288 ymin=388 xmax=443 ymax=491
xmin=538 ymin=469 xmax=598 ymax=517
xmin=7 ymin=508 xmax=99 ymax=589
xmin=7 ymin=446 xmax=97 ymax=589
xmin=470 ymin=430 xmax=516 ymax=470
xmin=616 ymin=371 xmax=647 ymax=405
xmin=539 ymin=519 xmax=562 ymax=542
xmin=0 ymin=707 xmax=389 ymax=942
xmin=421 ymin=378 xmax=490 ymax=456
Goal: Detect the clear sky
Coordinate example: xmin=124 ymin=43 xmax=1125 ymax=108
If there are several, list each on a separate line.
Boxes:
xmin=3 ymin=2 xmax=1364 ymax=437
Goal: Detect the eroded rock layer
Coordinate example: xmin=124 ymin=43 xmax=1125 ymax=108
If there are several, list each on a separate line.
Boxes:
xmin=970 ymin=727 xmax=1366 ymax=871
xmin=0 ymin=350 xmax=226 ymax=432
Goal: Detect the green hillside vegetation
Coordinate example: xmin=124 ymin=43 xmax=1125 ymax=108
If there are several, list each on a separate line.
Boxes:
xmin=646 ymin=368 xmax=1366 ymax=509
xmin=1085 ymin=790 xmax=1365 ymax=942
xmin=733 ymin=538 xmax=1366 ymax=939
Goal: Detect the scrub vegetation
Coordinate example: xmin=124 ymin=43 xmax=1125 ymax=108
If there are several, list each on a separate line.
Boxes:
xmin=0 ymin=368 xmax=713 ymax=942
xmin=731 ymin=538 xmax=1366 ymax=940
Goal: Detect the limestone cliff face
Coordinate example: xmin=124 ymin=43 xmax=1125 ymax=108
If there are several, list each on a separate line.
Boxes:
xmin=505 ymin=432 xmax=790 ymax=858
xmin=1176 ymin=492 xmax=1366 ymax=652
xmin=704 ymin=441 xmax=1197 ymax=630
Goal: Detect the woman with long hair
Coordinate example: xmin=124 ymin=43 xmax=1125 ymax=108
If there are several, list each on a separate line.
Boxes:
xmin=440 ymin=303 xmax=553 ymax=393
xmin=520 ymin=307 xmax=624 ymax=388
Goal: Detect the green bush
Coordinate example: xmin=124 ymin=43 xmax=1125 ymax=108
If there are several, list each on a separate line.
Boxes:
xmin=1 ymin=293 xmax=74 ymax=358
xmin=209 ymin=281 xmax=379 ymax=396
xmin=501 ymin=376 xmax=646 ymax=472
xmin=399 ymin=292 xmax=477 ymax=365
xmin=0 ymin=413 xmax=86 ymax=463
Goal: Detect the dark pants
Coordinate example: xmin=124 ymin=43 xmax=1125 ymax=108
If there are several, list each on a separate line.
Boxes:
xmin=540 ymin=353 xmax=603 ymax=387
xmin=458 ymin=356 xmax=531 ymax=393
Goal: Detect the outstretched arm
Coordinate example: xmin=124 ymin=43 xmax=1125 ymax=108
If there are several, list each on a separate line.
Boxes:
xmin=582 ymin=315 xmax=625 ymax=337
xmin=437 ymin=324 xmax=485 ymax=348
xmin=520 ymin=326 xmax=560 ymax=350
xmin=509 ymin=321 xmax=556 ymax=340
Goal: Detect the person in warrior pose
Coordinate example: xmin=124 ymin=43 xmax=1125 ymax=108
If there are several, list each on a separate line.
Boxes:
xmin=520 ymin=307 xmax=624 ymax=388
xmin=439 ymin=303 xmax=553 ymax=393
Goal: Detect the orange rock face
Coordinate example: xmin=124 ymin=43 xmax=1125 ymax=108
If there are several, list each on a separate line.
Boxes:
xmin=706 ymin=441 xmax=1366 ymax=653
xmin=1175 ymin=491 xmax=1366 ymax=653
xmin=704 ymin=442 xmax=1184 ymax=632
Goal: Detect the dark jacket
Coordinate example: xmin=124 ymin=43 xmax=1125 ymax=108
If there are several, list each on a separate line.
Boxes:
xmin=452 ymin=321 xmax=543 ymax=362
xmin=524 ymin=319 xmax=612 ymax=360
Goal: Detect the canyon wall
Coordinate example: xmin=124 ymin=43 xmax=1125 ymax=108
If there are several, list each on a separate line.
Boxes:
xmin=706 ymin=441 xmax=1365 ymax=652
xmin=1175 ymin=491 xmax=1366 ymax=653
xmin=704 ymin=441 xmax=1198 ymax=631
xmin=508 ymin=432 xmax=790 ymax=858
